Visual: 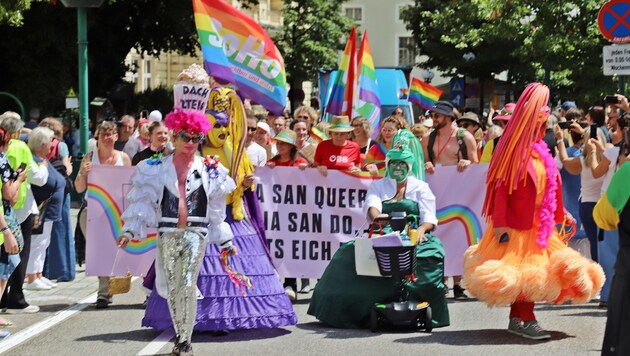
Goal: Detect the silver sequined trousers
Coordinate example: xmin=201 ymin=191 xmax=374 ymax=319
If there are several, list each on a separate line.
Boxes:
xmin=159 ymin=229 xmax=207 ymax=344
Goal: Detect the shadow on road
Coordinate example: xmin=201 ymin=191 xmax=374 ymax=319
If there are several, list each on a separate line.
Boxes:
xmin=189 ymin=328 xmax=292 ymax=343
xmin=297 ymin=321 xmax=412 ymax=339
xmin=75 ymin=327 xmax=291 ymax=344
xmin=534 ymin=303 xmax=600 ymax=311
xmin=393 ymin=328 xmax=575 ymax=345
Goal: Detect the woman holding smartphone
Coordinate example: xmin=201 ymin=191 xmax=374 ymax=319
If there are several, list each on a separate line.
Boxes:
xmin=556 ymin=115 xmax=608 ymax=263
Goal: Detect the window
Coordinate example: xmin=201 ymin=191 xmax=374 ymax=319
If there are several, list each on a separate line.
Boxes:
xmin=398 ymin=36 xmax=417 ymax=66
xmin=143 ymin=59 xmax=152 ymax=90
xmin=344 ymin=6 xmax=363 ymax=23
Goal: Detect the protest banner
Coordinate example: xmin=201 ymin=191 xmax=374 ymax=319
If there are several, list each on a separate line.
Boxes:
xmin=85 ymin=166 xmax=156 ymax=277
xmin=84 ymin=164 xmax=488 ymax=279
xmin=255 ymin=164 xmax=488 ymax=278
xmin=255 ymin=167 xmax=373 ymax=278
xmin=425 ymin=164 xmax=489 ymax=276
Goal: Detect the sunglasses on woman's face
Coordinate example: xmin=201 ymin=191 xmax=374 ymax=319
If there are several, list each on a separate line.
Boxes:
xmin=177 ymin=131 xmax=204 ymax=143
xmin=247 ymin=127 xmax=257 ymax=132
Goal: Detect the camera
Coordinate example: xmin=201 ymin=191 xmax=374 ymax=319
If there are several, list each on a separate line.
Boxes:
xmin=604 ymin=95 xmax=619 ymax=104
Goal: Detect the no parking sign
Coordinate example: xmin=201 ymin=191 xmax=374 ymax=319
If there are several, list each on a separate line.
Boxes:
xmin=599 ymin=0 xmax=630 ymax=43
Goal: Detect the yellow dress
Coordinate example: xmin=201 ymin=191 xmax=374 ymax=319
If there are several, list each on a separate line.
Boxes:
xmin=463 ymin=155 xmax=605 ymax=307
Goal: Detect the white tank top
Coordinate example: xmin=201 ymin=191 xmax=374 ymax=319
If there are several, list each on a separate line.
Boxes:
xmin=91 ymin=150 xmax=124 ymax=166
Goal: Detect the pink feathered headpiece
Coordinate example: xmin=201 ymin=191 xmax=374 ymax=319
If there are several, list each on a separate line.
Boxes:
xmin=164 ymin=109 xmax=213 ymax=135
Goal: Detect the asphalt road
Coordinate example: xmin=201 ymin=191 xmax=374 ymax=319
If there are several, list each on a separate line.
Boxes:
xmin=2 ymin=280 xmax=607 ymax=356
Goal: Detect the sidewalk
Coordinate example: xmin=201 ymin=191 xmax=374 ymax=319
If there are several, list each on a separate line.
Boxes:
xmin=22 ymin=207 xmax=99 ymax=305
xmin=22 ymin=265 xmax=98 ymax=307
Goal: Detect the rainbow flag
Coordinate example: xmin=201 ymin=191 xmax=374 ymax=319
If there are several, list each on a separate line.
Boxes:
xmin=193 ymin=0 xmax=287 ymax=115
xmin=356 ymin=31 xmax=381 ymax=138
xmin=363 ymin=143 xmax=388 ymax=176
xmin=310 ymin=126 xmax=328 ymax=143
xmin=409 ymin=77 xmax=442 ymax=110
xmin=325 ymin=26 xmax=358 ymax=117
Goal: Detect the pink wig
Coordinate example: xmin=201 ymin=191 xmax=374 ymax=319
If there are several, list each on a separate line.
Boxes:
xmin=164 ymin=109 xmax=213 ymax=135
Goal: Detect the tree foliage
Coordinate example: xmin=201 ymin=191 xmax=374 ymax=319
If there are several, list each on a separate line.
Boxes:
xmin=0 ymin=0 xmax=201 ymax=117
xmin=273 ymin=0 xmax=353 ymax=111
xmin=403 ymin=0 xmax=617 ymax=106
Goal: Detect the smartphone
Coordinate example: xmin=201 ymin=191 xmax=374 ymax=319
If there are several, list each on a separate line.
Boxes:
xmin=17 ymin=162 xmax=27 ymax=172
xmin=605 ymin=95 xmax=620 ymax=104
xmin=590 ymin=124 xmax=598 ymax=140
xmin=558 ymin=121 xmax=572 ymax=130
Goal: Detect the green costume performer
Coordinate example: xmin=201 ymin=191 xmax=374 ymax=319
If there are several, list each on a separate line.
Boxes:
xmin=307 ymin=130 xmax=449 ymax=328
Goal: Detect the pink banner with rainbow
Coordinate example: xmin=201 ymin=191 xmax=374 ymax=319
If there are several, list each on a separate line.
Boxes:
xmin=85 ymin=166 xmax=156 ymax=277
xmin=426 ymin=164 xmax=488 ymax=276
xmin=255 ymin=165 xmax=488 ymax=278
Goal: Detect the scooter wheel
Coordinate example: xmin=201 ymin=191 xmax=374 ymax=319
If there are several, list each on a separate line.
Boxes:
xmin=424 ymin=306 xmax=433 ymax=333
xmin=370 ymin=307 xmax=379 ymax=332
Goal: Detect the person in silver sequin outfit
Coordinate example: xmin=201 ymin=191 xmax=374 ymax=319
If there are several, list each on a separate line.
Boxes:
xmin=117 ymin=110 xmax=236 ymax=356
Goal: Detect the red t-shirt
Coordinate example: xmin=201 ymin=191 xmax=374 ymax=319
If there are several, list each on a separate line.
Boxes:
xmin=269 ymin=156 xmax=308 ymax=167
xmin=313 ymin=140 xmax=362 ymax=170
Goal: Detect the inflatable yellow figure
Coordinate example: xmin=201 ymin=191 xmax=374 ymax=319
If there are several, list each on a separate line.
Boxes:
xmin=203 ymin=87 xmax=254 ymax=221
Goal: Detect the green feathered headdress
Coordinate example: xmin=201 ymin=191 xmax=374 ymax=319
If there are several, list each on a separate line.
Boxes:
xmin=385 ymin=129 xmax=425 ymax=181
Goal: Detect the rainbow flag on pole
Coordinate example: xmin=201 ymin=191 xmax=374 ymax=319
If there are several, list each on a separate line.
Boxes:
xmin=193 ymin=0 xmax=287 ymax=115
xmin=409 ymin=77 xmax=443 ymax=110
xmin=356 ymin=31 xmax=381 ymax=137
xmin=325 ymin=26 xmax=358 ymax=117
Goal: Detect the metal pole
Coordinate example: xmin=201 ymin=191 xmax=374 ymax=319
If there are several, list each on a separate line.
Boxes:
xmin=77 ymin=7 xmax=89 ymax=155
xmin=620 ymin=76 xmax=626 ymax=96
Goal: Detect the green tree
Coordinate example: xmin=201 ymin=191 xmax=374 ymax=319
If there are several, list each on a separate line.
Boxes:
xmin=0 ymin=0 xmax=201 ymax=117
xmin=402 ymin=0 xmax=616 ymax=108
xmin=273 ymin=0 xmax=353 ymax=112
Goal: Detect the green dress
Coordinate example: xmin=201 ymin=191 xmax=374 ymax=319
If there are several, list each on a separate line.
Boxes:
xmin=307 ymin=199 xmax=449 ymax=328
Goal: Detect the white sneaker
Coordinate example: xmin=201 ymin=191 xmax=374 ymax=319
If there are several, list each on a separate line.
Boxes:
xmin=40 ymin=277 xmax=57 ymax=288
xmin=24 ymin=279 xmax=51 ymax=291
xmin=284 ymin=286 xmax=296 ymax=301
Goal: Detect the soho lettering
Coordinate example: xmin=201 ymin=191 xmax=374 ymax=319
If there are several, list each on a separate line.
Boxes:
xmin=208 ymin=18 xmax=281 ymax=80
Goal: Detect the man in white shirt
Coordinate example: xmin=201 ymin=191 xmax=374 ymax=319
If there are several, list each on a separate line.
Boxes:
xmin=246 ymin=117 xmax=267 ymax=167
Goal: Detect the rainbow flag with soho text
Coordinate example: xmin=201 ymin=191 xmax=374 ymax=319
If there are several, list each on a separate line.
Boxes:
xmin=409 ymin=78 xmax=442 ymax=110
xmin=193 ymin=0 xmax=287 ymax=115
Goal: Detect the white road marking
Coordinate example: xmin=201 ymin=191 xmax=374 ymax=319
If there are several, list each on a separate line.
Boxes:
xmin=0 ymin=293 xmax=97 ymax=354
xmin=0 ymin=277 xmax=139 ymax=355
xmin=136 ymin=329 xmax=175 ymax=356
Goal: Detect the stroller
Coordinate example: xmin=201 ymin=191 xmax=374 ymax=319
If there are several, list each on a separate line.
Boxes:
xmin=368 ymin=212 xmax=432 ymax=333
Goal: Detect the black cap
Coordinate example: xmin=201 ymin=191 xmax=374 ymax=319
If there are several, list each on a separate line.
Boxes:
xmin=429 ymin=101 xmax=455 ymax=117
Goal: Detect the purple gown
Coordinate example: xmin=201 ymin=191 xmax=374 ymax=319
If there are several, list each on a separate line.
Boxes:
xmin=142 ymin=190 xmax=297 ymax=330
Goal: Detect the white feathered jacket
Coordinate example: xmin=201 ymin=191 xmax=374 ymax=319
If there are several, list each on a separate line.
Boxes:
xmin=121 ymin=154 xmax=236 ymax=247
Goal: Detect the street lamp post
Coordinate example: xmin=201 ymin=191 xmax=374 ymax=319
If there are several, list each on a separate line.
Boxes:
xmin=60 ymin=0 xmax=104 ymax=155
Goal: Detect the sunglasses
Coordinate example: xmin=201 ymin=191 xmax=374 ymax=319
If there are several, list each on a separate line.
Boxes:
xmin=247 ymin=127 xmax=257 ymax=132
xmin=297 ymin=115 xmax=310 ymax=120
xmin=177 ymin=131 xmax=204 ymax=143
xmin=459 ymin=122 xmax=473 ymax=128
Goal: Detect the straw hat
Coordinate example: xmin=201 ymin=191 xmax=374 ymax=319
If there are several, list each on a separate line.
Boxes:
xmin=274 ymin=129 xmax=297 ymax=146
xmin=328 ymin=115 xmax=354 ymax=133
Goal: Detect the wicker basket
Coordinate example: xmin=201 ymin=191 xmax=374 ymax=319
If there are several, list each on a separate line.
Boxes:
xmin=108 ymin=272 xmax=132 ymax=295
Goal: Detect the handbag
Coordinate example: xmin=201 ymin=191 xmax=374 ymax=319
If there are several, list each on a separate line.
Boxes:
xmin=108 ymin=248 xmax=132 ymax=295
xmin=32 ymin=195 xmax=53 ymax=235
